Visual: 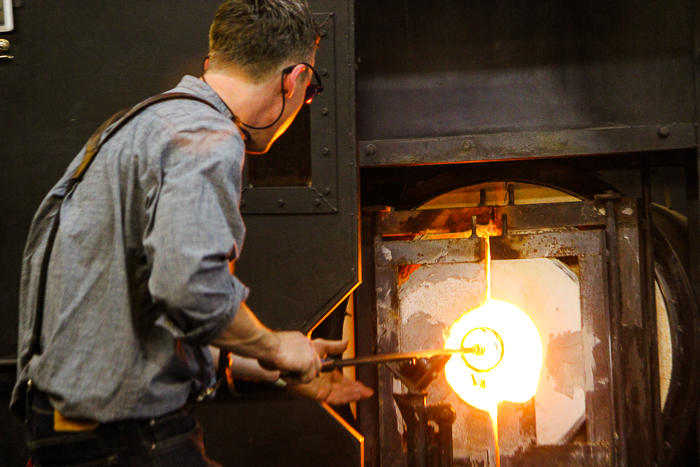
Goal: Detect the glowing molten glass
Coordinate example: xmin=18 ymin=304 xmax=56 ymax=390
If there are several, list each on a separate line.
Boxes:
xmin=444 ymin=298 xmax=544 ymax=412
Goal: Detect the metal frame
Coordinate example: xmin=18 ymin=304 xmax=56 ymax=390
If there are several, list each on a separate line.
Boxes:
xmin=359 ymin=125 xmax=697 ymax=167
xmin=241 ymin=12 xmax=339 ymax=214
xmin=691 ymin=0 xmax=700 ymax=458
xmin=371 ymin=200 xmax=657 ymax=467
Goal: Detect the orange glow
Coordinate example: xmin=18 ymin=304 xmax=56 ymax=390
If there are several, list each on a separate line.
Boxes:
xmin=444 ymin=235 xmax=543 ymax=467
xmin=444 ymin=298 xmax=543 ymax=410
xmin=445 ymin=234 xmax=543 ymax=410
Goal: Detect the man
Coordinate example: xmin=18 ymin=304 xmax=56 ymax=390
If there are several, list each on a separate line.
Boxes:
xmin=12 ymin=1 xmax=371 ymax=465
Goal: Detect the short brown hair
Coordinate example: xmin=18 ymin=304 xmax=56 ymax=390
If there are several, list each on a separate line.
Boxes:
xmin=209 ymin=0 xmax=319 ymax=81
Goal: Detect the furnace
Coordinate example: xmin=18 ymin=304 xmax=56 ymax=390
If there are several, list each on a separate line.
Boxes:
xmin=357 ymin=172 xmax=700 ymax=467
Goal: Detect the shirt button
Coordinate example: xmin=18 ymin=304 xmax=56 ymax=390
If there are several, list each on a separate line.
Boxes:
xmin=149 ymin=419 xmax=156 ymax=427
xmin=151 ymin=443 xmax=156 ymax=450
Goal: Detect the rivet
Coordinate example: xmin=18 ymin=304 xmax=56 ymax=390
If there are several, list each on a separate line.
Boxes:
xmin=323 ymin=187 xmax=331 ymax=195
xmin=321 ymin=108 xmax=329 ymax=116
xmin=365 ymin=144 xmax=377 ymax=156
xmin=276 ymin=199 xmax=285 ymax=207
xmin=313 ymin=198 xmax=322 ymax=206
xmin=0 ymin=39 xmax=9 ymax=52
xmin=320 ymin=29 xmax=327 ymax=37
xmin=240 ymin=199 xmax=246 ymax=207
xmin=151 ymin=443 xmax=157 ymax=450
xmin=320 ymin=68 xmax=328 ymax=76
xmin=658 ymin=126 xmax=670 ymax=139
xmin=322 ymin=148 xmax=330 ymax=156
xmin=462 ymin=140 xmax=472 ymax=150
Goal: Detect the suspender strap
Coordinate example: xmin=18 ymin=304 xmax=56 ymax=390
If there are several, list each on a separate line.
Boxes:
xmin=28 ymin=92 xmax=222 ymax=358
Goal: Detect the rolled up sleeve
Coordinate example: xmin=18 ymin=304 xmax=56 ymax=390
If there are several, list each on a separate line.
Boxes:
xmin=144 ymin=125 xmax=248 ymax=346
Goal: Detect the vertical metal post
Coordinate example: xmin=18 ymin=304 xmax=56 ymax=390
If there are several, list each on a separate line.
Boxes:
xmin=642 ymin=156 xmax=664 ymax=466
xmin=428 ymin=404 xmax=456 ymax=467
xmin=395 ymin=393 xmax=429 ymax=467
xmin=356 ymin=212 xmax=381 ymax=467
xmin=692 ymin=0 xmax=700 ymax=459
xmin=598 ymin=192 xmax=628 ymax=467
xmin=372 ymin=207 xmax=406 ymax=467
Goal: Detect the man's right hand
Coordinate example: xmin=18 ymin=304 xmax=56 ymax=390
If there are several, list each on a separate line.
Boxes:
xmin=211 ymin=303 xmax=321 ymax=384
xmin=258 ymin=331 xmax=321 ymax=384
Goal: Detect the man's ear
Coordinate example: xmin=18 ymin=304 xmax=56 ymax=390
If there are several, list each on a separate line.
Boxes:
xmin=282 ymin=64 xmax=308 ymax=98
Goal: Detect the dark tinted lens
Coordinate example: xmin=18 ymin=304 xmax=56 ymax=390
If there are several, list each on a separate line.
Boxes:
xmin=304 ymin=84 xmax=321 ymax=104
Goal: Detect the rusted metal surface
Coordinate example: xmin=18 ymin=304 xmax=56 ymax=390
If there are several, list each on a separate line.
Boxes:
xmin=579 ymin=255 xmax=614 ymax=444
xmin=380 ymin=200 xmax=638 ymax=237
xmin=394 ymin=394 xmax=430 ymax=467
xmin=427 ymin=404 xmax=456 ymax=467
xmin=376 ymin=263 xmax=404 ymax=467
xmin=500 ymin=445 xmax=612 ymax=467
xmin=376 ymin=238 xmax=484 ymax=267
xmin=359 ymin=125 xmax=696 ymax=167
xmin=490 ymin=231 xmax=602 ymax=260
xmin=641 ymin=158 xmax=664 ymax=466
xmin=381 ymin=208 xmax=494 ymax=237
xmin=601 ymin=196 xmax=628 ymax=467
xmin=375 ymin=208 xmax=404 ymax=467
xmin=617 ymin=223 xmax=655 ymax=466
xmin=356 ymin=214 xmax=380 ymax=467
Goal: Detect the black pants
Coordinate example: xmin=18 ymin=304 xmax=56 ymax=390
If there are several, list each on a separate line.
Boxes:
xmin=26 ymin=390 xmax=221 ymax=467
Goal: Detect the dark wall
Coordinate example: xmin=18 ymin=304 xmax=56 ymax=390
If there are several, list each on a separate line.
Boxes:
xmin=1 ymin=3 xmax=222 ymax=465
xmin=0 ymin=0 xmax=220 ymax=361
xmin=355 ymin=0 xmax=695 ymax=141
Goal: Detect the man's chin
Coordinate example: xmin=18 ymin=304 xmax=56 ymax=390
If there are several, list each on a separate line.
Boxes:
xmin=244 ymin=142 xmax=272 ymax=155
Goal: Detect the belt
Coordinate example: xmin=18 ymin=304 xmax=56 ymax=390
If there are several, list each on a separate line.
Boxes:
xmin=30 ymin=386 xmax=188 ymax=433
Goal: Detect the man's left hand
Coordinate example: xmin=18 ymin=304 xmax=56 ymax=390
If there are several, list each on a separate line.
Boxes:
xmin=288 ymin=368 xmax=374 ymax=405
xmin=286 ymin=338 xmax=373 ymax=404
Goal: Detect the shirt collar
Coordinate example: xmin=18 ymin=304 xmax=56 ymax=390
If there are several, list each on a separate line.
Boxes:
xmin=172 ymin=75 xmax=234 ymax=119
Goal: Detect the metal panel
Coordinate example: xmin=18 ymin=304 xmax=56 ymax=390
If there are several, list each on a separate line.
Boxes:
xmin=375 ymin=265 xmax=404 ymax=467
xmin=501 ymin=445 xmax=612 ymax=467
xmin=691 ymin=0 xmax=700 ymax=459
xmin=490 ymin=230 xmax=603 ymax=259
xmin=236 ymin=0 xmax=359 ymax=333
xmin=241 ymin=12 xmax=339 ymax=214
xmin=359 ymin=124 xmax=696 ymax=167
xmin=0 ymin=4 xmax=226 ymax=466
xmin=197 ymin=398 xmax=364 ymax=467
xmin=617 ymin=222 xmax=655 ymax=466
xmin=379 ymin=200 xmax=638 ymax=237
xmin=356 ymin=0 xmax=695 ymax=144
xmin=0 ymin=0 xmax=224 ymax=369
xmin=580 ymin=255 xmax=614 ymax=443
xmin=376 ymin=237 xmax=483 ymax=266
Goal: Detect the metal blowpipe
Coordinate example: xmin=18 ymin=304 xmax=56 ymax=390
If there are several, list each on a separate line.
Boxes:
xmin=320 ymin=345 xmax=485 ymax=373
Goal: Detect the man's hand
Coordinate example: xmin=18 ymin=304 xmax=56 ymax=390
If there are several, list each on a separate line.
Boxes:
xmin=258 ymin=331 xmax=321 ymax=384
xmin=286 ymin=338 xmax=373 ymax=404
xmin=288 ymin=369 xmax=374 ymax=405
xmin=211 ymin=303 xmax=321 ymax=384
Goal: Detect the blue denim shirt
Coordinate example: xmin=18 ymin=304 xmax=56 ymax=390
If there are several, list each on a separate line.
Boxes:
xmin=12 ymin=76 xmax=249 ymax=422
